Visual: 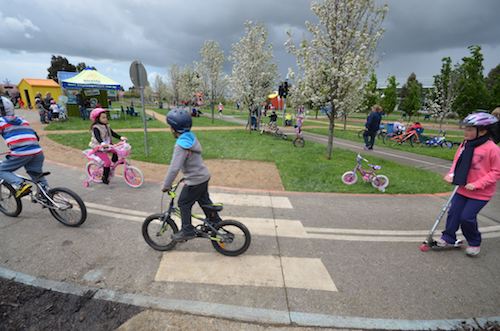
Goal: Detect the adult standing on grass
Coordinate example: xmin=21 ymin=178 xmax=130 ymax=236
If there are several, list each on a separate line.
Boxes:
xmin=363 ymin=104 xmax=383 ymax=150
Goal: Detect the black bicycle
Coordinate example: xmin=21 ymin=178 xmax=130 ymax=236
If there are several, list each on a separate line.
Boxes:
xmin=142 ymin=180 xmax=251 ymax=256
xmin=357 ymin=128 xmax=386 ymax=140
xmin=0 ymin=172 xmax=87 ymax=227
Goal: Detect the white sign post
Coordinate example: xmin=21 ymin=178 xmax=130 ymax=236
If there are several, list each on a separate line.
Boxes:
xmin=129 ymin=60 xmax=149 ymax=156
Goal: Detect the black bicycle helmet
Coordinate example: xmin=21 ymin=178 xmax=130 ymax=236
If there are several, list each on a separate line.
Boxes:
xmin=166 ymin=108 xmax=192 ymax=133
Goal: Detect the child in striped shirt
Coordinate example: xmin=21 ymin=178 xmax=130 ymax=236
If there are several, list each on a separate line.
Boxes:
xmin=0 ymin=96 xmax=47 ymax=198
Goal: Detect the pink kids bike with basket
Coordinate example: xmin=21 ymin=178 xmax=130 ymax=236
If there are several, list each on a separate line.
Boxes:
xmin=82 ymin=140 xmax=144 ymax=188
xmin=341 ymin=154 xmax=389 ymax=192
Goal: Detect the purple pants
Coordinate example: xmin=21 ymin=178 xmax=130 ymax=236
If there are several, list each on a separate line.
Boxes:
xmin=441 ymin=193 xmax=488 ymax=247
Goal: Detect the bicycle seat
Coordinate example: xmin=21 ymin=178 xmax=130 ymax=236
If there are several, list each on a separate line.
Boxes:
xmin=202 ymin=204 xmax=223 ymax=212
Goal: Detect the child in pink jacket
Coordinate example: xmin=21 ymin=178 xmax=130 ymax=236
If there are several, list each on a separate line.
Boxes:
xmin=439 ymin=112 xmax=500 ymax=256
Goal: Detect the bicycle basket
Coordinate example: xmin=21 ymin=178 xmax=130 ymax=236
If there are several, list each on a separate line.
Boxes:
xmin=115 ymin=143 xmax=131 ymax=158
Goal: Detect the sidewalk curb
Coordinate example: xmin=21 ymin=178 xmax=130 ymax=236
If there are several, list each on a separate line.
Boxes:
xmin=1 ymin=266 xmax=498 ymax=330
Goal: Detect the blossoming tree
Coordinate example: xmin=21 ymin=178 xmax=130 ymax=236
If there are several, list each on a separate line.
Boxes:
xmin=198 ymin=40 xmax=225 ymax=122
xmin=230 ymin=21 xmax=277 ymax=130
xmin=286 ymin=0 xmax=386 ymax=159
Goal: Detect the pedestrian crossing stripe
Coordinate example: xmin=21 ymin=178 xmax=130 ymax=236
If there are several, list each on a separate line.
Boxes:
xmin=155 ymin=252 xmax=337 ymax=292
xmin=210 ymin=193 xmax=293 ymax=209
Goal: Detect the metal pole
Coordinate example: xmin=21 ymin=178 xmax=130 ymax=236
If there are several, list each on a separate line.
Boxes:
xmin=140 ymin=86 xmax=149 ymax=157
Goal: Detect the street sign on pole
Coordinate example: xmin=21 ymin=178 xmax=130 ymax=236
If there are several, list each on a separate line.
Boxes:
xmin=129 ymin=60 xmax=150 ymax=157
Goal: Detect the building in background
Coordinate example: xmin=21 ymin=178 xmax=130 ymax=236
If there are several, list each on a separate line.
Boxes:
xmin=18 ymin=78 xmax=61 ymax=109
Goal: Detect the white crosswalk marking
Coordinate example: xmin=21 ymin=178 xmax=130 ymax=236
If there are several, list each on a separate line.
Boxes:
xmin=155 ymin=252 xmax=337 ymax=292
xmin=210 ymin=193 xmax=293 ymax=209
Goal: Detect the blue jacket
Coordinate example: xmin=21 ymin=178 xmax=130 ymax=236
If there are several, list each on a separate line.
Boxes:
xmin=365 ymin=112 xmax=382 ymax=132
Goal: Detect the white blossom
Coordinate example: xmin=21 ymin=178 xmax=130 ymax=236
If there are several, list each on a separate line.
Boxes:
xmin=287 ymin=0 xmax=387 ymax=159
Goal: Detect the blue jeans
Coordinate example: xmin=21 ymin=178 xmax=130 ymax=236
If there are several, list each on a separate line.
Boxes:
xmin=441 ymin=193 xmax=488 ymax=247
xmin=363 ymin=130 xmax=376 ymax=148
xmin=0 ymin=153 xmax=48 ymax=187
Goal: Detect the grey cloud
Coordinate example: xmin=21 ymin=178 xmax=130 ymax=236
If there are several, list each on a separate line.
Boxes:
xmin=1 ymin=0 xmax=499 ymax=86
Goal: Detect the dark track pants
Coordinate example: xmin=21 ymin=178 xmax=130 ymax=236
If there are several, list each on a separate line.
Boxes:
xmin=178 ymin=180 xmax=220 ymax=231
xmin=441 ymin=193 xmax=488 ymax=247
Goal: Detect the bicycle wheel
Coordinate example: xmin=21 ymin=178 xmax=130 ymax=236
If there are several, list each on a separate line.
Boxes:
xmin=281 ymin=133 xmax=288 ymax=140
xmin=371 ymin=175 xmax=389 ymax=191
xmin=124 ymin=165 xmax=144 ymax=188
xmin=442 ymin=141 xmax=453 ymax=149
xmin=341 ymin=171 xmax=358 ymax=185
xmin=210 ymin=220 xmax=251 ymax=256
xmin=85 ymin=161 xmax=103 ymax=183
xmin=293 ymin=137 xmax=305 ymax=147
xmin=48 ymin=188 xmax=87 ymax=227
xmin=0 ymin=181 xmax=22 ymax=217
xmin=142 ymin=214 xmax=178 ymax=251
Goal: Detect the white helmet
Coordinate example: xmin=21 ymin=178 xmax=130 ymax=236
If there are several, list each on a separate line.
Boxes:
xmin=0 ymin=96 xmax=15 ymax=116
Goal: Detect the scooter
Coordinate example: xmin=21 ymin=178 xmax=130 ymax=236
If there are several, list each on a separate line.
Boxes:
xmin=419 ymin=186 xmax=463 ymax=252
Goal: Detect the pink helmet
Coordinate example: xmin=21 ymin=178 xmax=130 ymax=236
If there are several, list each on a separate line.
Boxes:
xmin=89 ymin=108 xmax=108 ymax=122
xmin=462 ymin=112 xmax=498 ymax=127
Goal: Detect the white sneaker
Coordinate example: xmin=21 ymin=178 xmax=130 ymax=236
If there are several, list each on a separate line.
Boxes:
xmin=436 ymin=238 xmax=451 ymax=247
xmin=465 ymin=246 xmax=480 ymax=257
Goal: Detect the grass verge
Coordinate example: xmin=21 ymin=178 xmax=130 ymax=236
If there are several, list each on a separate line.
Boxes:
xmin=47 ymin=130 xmax=451 ymax=194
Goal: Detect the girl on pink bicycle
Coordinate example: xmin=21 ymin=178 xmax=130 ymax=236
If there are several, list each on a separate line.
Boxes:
xmin=89 ymin=108 xmax=127 ymax=185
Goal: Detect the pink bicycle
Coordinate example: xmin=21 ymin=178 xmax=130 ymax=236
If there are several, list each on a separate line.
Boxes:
xmin=341 ymin=154 xmax=389 ymax=192
xmin=82 ymin=140 xmax=144 ymax=188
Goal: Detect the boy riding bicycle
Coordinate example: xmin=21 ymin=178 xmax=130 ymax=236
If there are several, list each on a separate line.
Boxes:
xmin=162 ymin=108 xmax=221 ymax=241
xmin=0 ymin=96 xmax=48 ymax=198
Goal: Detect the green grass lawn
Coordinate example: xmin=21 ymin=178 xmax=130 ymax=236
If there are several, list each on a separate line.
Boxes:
xmin=305 ymin=127 xmax=459 ymax=161
xmin=47 ymin=130 xmax=451 ymax=194
xmin=151 ymin=108 xmax=241 ymax=127
xmin=44 ymin=115 xmax=166 ymax=131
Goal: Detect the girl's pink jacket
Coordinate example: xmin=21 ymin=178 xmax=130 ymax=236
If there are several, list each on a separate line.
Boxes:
xmin=449 ymin=140 xmax=500 ymax=201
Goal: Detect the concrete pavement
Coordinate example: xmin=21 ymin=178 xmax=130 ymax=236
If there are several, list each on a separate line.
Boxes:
xmin=1 ymin=160 xmax=499 ymax=329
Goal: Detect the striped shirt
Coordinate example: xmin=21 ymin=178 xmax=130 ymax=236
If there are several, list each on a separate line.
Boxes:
xmin=0 ymin=116 xmax=42 ymax=156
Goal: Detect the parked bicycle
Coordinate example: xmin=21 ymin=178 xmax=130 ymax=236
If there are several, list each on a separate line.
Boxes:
xmin=357 ymin=126 xmax=386 ymax=140
xmin=0 ymin=170 xmax=87 ymax=226
xmin=424 ymin=130 xmax=454 ymax=149
xmin=82 ymin=139 xmax=144 ymax=188
xmin=341 ymin=154 xmax=389 ymax=192
xmin=142 ymin=179 xmax=251 ymax=256
xmin=260 ymin=122 xmax=288 ymax=140
xmin=382 ymin=128 xmax=422 ymax=147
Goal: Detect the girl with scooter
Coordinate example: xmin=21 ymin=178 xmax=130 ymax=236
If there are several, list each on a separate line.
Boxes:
xmin=438 ymin=112 xmax=500 ymax=256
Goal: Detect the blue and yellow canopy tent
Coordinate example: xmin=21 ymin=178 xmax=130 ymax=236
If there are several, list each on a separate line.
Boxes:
xmin=60 ymin=68 xmax=121 ymax=116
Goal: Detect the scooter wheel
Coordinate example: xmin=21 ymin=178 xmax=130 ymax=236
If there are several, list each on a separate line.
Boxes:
xmin=419 ymin=243 xmax=430 ymax=252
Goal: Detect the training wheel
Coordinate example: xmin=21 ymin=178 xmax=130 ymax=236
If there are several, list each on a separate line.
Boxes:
xmin=419 ymin=243 xmax=430 ymax=252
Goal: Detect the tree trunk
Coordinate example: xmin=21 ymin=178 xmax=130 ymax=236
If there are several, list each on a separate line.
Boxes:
xmin=211 ymin=91 xmax=215 ymax=124
xmin=211 ymin=102 xmax=215 ymax=124
xmin=327 ymin=113 xmax=335 ymax=160
xmin=343 ymin=113 xmax=347 ymax=130
xmin=315 ymin=108 xmax=319 ymax=119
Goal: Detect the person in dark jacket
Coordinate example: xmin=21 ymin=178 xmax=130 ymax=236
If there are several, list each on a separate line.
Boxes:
xmin=363 ymin=104 xmax=383 ymax=150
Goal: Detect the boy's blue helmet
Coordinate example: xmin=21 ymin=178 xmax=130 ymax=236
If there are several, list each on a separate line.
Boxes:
xmin=166 ymin=108 xmax=192 ymax=133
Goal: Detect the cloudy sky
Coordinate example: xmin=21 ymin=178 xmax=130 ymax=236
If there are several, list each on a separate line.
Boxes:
xmin=1 ymin=0 xmax=499 ymax=90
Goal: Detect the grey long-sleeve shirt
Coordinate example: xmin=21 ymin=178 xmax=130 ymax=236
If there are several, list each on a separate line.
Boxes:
xmin=162 ymin=133 xmax=210 ymax=189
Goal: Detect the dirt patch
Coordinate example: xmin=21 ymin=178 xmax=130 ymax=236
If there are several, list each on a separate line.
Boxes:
xmin=0 ymin=277 xmax=143 ymax=331
xmin=35 ymin=125 xmax=284 ymax=191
